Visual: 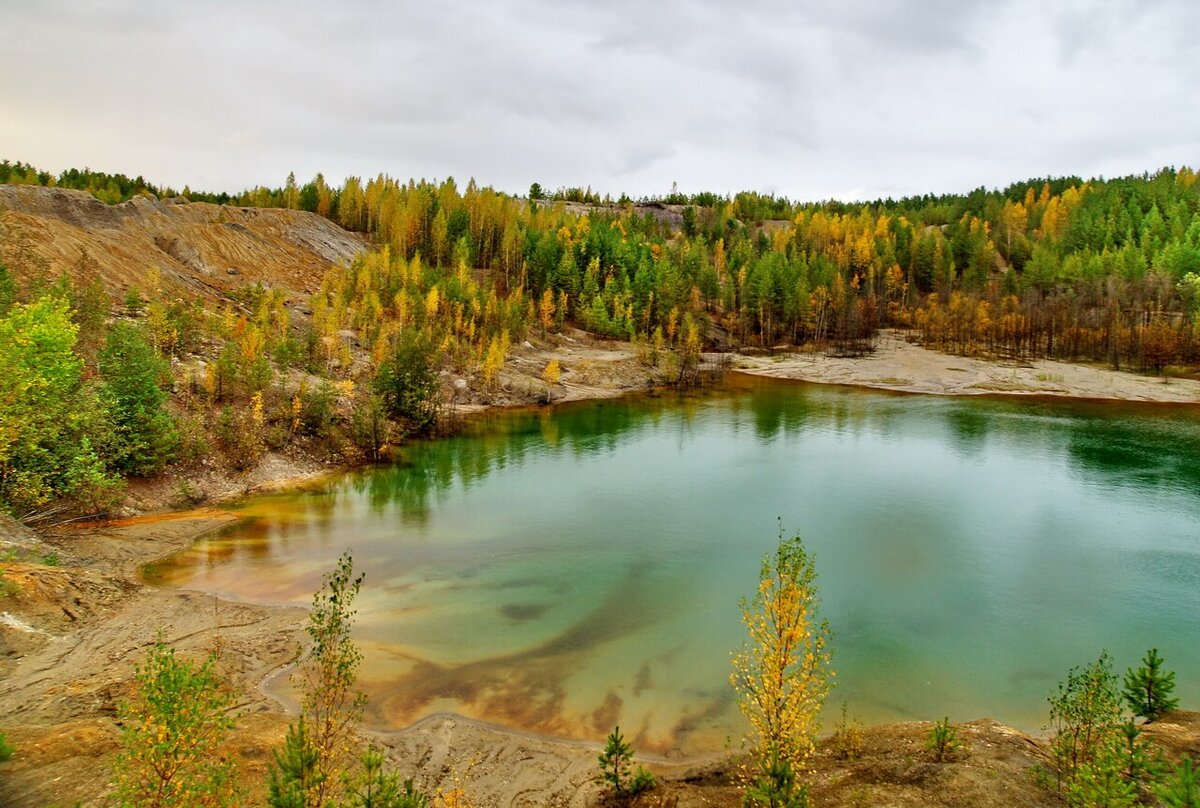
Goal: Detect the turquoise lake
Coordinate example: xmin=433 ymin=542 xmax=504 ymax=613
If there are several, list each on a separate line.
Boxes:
xmin=148 ymin=375 xmax=1200 ymax=755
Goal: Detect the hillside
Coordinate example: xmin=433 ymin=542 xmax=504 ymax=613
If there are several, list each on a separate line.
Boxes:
xmin=0 ymin=184 xmax=366 ymax=302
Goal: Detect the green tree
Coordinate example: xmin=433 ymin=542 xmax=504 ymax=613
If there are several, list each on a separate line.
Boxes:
xmin=742 ymin=752 xmax=806 ymax=808
xmin=731 ymin=529 xmax=832 ymax=806
xmin=374 ymin=332 xmax=439 ymax=434
xmin=100 ymin=322 xmax=178 ymax=475
xmin=0 ymin=297 xmax=119 ymax=514
xmin=0 ymin=731 xmax=13 ymax=762
xmin=1123 ymin=648 xmax=1178 ymax=721
xmin=112 ymin=640 xmax=238 ymax=808
xmin=925 ymin=717 xmax=962 ymax=763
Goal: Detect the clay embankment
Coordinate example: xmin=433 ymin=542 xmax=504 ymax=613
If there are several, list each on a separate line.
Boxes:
xmin=0 ymin=184 xmax=366 ymax=303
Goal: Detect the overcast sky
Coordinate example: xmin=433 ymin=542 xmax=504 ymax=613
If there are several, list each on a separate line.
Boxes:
xmin=1 ymin=0 xmax=1196 ymax=202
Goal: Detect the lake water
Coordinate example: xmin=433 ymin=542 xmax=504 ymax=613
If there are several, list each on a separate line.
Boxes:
xmin=147 ymin=375 xmax=1200 ymax=755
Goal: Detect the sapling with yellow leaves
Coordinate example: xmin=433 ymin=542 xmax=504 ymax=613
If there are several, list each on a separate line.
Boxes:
xmin=731 ymin=529 xmax=832 ymax=807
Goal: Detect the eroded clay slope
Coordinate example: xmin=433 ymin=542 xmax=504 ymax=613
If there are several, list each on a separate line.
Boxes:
xmin=0 ymin=184 xmax=367 ymax=300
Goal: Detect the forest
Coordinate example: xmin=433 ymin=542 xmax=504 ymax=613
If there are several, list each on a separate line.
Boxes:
xmin=2 ymin=158 xmax=1200 ymax=518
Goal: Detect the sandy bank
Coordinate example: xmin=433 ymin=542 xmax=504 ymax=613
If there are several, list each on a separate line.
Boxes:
xmin=733 ymin=331 xmax=1200 ymax=404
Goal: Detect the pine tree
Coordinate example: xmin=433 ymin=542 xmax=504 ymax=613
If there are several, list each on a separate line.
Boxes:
xmin=268 ymin=716 xmax=324 ymax=808
xmin=1156 ymin=758 xmax=1200 ymax=808
xmin=596 ymin=726 xmax=633 ymax=795
xmin=1123 ymin=648 xmax=1178 ymax=721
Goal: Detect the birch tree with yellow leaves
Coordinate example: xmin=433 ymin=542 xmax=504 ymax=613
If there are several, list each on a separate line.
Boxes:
xmin=731 ymin=530 xmax=832 ymax=807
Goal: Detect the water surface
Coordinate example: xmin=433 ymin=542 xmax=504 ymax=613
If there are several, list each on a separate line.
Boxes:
xmin=148 ymin=376 xmax=1200 ymax=754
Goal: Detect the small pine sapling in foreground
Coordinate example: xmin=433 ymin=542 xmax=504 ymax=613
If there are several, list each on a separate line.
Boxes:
xmin=1123 ymin=648 xmax=1178 ymax=721
xmin=1156 ymin=757 xmax=1200 ymax=807
xmin=113 ymin=639 xmax=238 ymax=808
xmin=628 ymin=766 xmax=657 ymax=796
xmin=342 ymin=746 xmax=431 ymax=808
xmin=268 ymin=716 xmax=324 ymax=808
xmin=597 ymin=726 xmax=633 ymax=794
xmin=1115 ymin=718 xmax=1164 ymax=798
xmin=831 ymin=702 xmax=864 ymax=760
xmin=925 ymin=717 xmax=963 ymax=763
xmin=1068 ymin=763 xmax=1138 ymax=808
xmin=742 ymin=751 xmax=808 ymax=808
xmin=596 ymin=726 xmax=656 ymax=797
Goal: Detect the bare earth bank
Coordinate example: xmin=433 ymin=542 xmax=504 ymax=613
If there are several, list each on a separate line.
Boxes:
xmin=3 ymin=342 xmax=1200 ymax=807
xmin=735 ymin=330 xmax=1200 ymax=403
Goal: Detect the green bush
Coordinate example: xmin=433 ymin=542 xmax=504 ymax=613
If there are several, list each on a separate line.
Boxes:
xmin=216 ymin=404 xmax=264 ymax=470
xmin=743 ymin=751 xmax=807 ymax=808
xmin=0 ymin=297 xmax=121 ymax=515
xmin=1046 ymin=653 xmax=1124 ymax=795
xmin=374 ymin=332 xmax=439 ymax=435
xmin=341 ymin=746 xmax=431 ymax=808
xmin=113 ymin=640 xmax=238 ymax=807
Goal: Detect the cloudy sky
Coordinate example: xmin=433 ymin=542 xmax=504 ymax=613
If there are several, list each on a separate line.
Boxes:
xmin=1 ymin=0 xmax=1196 ymax=202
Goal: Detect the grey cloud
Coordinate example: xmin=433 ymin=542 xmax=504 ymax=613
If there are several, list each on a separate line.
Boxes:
xmin=0 ymin=0 xmax=1197 ymax=200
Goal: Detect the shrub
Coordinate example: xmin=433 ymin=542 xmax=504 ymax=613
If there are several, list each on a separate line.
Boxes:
xmin=216 ymin=404 xmax=264 ymax=470
xmin=268 ymin=716 xmax=323 ymax=808
xmin=1046 ymin=653 xmax=1124 ymax=795
xmin=374 ymin=331 xmax=439 ymax=435
xmin=742 ymin=751 xmax=807 ymax=808
xmin=342 ymin=746 xmax=431 ymax=808
xmin=1123 ymin=648 xmax=1178 ymax=721
xmin=831 ymin=702 xmax=864 ymax=761
xmin=112 ymin=639 xmax=237 ymax=807
xmin=0 ymin=731 xmax=12 ymax=762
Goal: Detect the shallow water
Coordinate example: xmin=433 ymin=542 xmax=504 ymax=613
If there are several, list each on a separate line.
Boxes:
xmin=147 ymin=376 xmax=1200 ymax=755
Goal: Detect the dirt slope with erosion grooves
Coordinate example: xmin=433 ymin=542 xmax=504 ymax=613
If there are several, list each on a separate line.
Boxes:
xmin=0 ymin=184 xmax=367 ymax=301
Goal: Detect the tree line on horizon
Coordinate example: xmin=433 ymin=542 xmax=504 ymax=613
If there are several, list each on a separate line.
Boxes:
xmin=5 ymin=157 xmax=1199 ymax=371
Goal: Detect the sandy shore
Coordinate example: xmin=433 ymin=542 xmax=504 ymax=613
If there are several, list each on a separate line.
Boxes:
xmin=734 ymin=331 xmax=1200 ymax=404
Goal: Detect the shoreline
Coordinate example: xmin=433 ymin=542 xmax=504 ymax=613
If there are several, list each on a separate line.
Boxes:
xmin=4 ymin=342 xmax=1200 ymax=806
xmin=732 ymin=330 xmax=1200 ymax=405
